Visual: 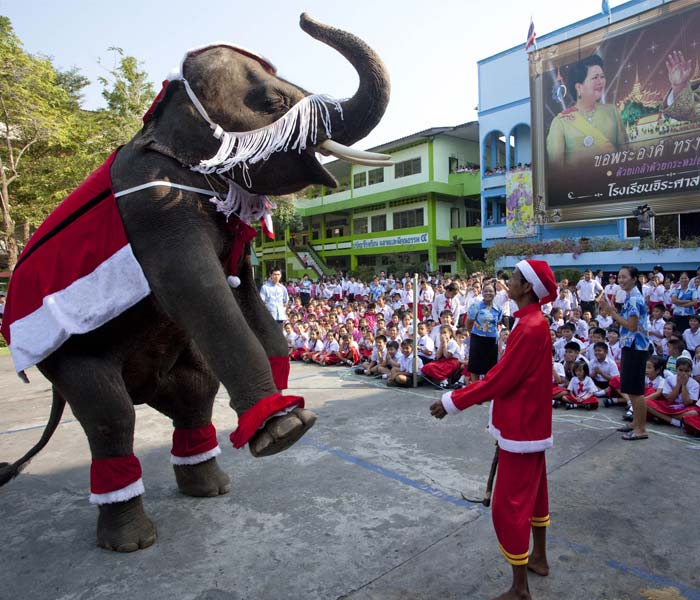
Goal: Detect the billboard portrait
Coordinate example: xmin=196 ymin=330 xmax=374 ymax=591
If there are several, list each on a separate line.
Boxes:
xmin=532 ymin=1 xmax=700 ymax=210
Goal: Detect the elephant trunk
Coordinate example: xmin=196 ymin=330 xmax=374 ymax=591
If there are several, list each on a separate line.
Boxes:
xmin=299 ymin=13 xmax=390 ymax=147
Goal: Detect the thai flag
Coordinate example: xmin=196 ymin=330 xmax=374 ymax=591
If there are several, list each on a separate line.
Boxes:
xmin=525 ymin=19 xmax=536 ymax=51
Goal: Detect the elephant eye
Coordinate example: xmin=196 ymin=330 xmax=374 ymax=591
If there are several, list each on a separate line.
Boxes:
xmin=263 ymin=93 xmax=290 ymax=113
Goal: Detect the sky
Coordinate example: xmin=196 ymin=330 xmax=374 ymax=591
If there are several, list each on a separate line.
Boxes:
xmin=1 ymin=0 xmax=620 ymax=151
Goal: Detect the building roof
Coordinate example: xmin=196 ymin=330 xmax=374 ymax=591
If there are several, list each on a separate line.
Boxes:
xmin=322 ymin=121 xmax=479 ymax=179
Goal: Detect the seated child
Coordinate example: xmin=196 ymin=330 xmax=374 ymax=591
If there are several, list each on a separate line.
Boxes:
xmin=416 ymin=321 xmax=435 ymax=364
xmin=588 ymin=342 xmax=619 ymax=402
xmin=356 ymin=334 xmax=387 ymax=375
xmin=552 ymin=349 xmax=568 ymax=408
xmin=338 ymin=333 xmax=361 ymax=366
xmin=619 ymin=356 xmax=665 ymax=422
xmin=302 ymin=329 xmax=324 ymax=363
xmin=315 ymin=331 xmax=341 ymax=366
xmin=284 ymin=322 xmax=299 ymax=357
xmin=563 ymin=360 xmax=599 ymax=409
xmin=378 ymin=340 xmax=401 ymax=379
xmin=646 ymin=356 xmax=699 ymax=427
xmin=388 ymin=339 xmax=424 ymax=387
xmin=421 ymin=325 xmax=461 ymax=389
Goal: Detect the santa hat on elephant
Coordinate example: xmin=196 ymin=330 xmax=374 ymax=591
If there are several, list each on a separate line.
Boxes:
xmin=515 ymin=259 xmax=557 ymax=305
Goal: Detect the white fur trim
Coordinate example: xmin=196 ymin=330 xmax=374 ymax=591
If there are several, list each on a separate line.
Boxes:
xmin=9 ymin=245 xmax=150 ymax=373
xmin=488 ymin=422 xmax=553 ymax=453
xmin=170 ymin=445 xmax=221 ymax=466
xmin=227 ymin=276 xmax=241 ymax=288
xmin=516 ymin=260 xmax=547 ymax=300
xmin=441 ymin=392 xmax=460 ymax=415
xmin=89 ymin=478 xmax=145 ymax=505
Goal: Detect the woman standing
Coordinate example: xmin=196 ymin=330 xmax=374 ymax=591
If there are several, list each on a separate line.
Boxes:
xmin=466 ymin=283 xmax=503 ymax=383
xmin=598 ymin=266 xmax=650 ymax=441
xmin=671 ymin=272 xmax=697 ymax=334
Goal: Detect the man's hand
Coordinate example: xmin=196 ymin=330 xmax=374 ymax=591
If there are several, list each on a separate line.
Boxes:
xmin=666 ymin=50 xmax=693 ymax=95
xmin=430 ymin=401 xmax=447 ymax=419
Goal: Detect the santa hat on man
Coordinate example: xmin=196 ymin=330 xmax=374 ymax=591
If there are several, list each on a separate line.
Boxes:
xmin=515 ymin=259 xmax=557 ymax=305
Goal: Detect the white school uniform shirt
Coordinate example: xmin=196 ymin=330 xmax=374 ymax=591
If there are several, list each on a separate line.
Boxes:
xmin=576 ymin=279 xmax=603 ymax=302
xmin=649 ymin=284 xmax=665 ymax=304
xmin=646 ymin=317 xmax=666 ymax=341
xmin=285 ymin=331 xmax=299 ymax=349
xmin=309 ymin=339 xmax=324 ymax=353
xmin=452 ymin=341 xmax=468 ymax=362
xmin=420 ymin=287 xmax=435 ymax=304
xmin=430 ymin=325 xmax=455 ymax=347
xmin=608 ymin=341 xmax=621 ymax=362
xmin=397 ymin=352 xmax=423 ymax=375
xmin=662 ymin=373 xmax=700 ymax=405
xmin=604 ymin=283 xmax=620 ymax=304
xmin=417 ymin=334 xmax=435 ymax=359
xmin=597 ymin=314 xmax=613 ymax=330
xmin=646 ymin=374 xmax=664 ymax=391
xmin=552 ymin=361 xmax=566 ymax=383
xmin=567 ymin=375 xmax=597 ymax=397
xmin=614 ymin=286 xmax=627 ymax=304
xmin=693 ymin=359 xmax=700 ymax=379
xmin=323 ymin=339 xmax=340 ymax=354
xmin=590 ymin=355 xmax=619 ymax=382
xmin=440 ymin=338 xmax=460 ymax=356
xmin=682 ymin=328 xmax=700 ymax=353
xmin=554 ymin=337 xmax=583 ymax=362
xmin=399 ymin=323 xmax=414 ymax=338
xmin=370 ymin=346 xmax=387 ymax=363
xmin=552 ymin=296 xmax=572 ymax=313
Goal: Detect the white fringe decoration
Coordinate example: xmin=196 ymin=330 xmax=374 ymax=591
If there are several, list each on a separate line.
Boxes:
xmin=89 ymin=478 xmax=145 ymax=505
xmin=170 ymin=445 xmax=222 ymax=466
xmin=179 ymin=75 xmax=343 ymax=186
xmin=209 ymin=179 xmax=276 ymax=227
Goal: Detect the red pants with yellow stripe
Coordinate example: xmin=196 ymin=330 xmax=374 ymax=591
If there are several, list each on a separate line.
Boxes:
xmin=492 ymin=449 xmax=549 ymax=566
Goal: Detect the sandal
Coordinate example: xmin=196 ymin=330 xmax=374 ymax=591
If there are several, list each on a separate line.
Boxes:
xmin=617 ymin=425 xmax=633 ymax=433
xmin=621 ymin=432 xmax=648 ymax=441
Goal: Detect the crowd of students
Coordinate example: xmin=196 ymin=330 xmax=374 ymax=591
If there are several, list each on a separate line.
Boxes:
xmin=277 ymin=265 xmax=700 ymax=438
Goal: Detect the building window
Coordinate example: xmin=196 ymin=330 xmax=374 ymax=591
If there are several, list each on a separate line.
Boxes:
xmin=371 ymin=214 xmax=386 ymax=232
xmin=395 ymin=158 xmax=421 ymax=178
xmin=353 ymin=172 xmax=367 ymax=188
xmin=450 ymin=208 xmax=460 ymax=229
xmin=393 ymin=208 xmax=424 ymax=229
xmin=368 ymin=167 xmax=384 ymax=185
xmin=354 ymin=217 xmax=368 ymax=234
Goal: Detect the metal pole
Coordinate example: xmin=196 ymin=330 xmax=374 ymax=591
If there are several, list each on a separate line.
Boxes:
xmin=413 ymin=273 xmax=419 ymax=387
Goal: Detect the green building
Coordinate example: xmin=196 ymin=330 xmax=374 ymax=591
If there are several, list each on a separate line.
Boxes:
xmin=255 ymin=122 xmax=482 ymax=278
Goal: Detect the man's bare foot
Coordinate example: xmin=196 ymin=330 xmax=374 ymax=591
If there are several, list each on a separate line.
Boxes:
xmin=491 ymin=589 xmax=531 ymax=600
xmin=527 ymin=555 xmax=550 ymax=576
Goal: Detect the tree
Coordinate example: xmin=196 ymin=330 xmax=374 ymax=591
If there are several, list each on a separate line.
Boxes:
xmin=0 ymin=16 xmax=76 ymax=271
xmin=270 ymin=193 xmax=303 ymax=239
xmin=0 ymin=24 xmax=155 ymax=271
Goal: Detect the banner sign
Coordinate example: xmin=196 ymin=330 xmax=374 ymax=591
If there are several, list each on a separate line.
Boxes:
xmin=352 ymin=232 xmax=429 ymax=250
xmin=506 ymin=169 xmax=536 ymax=237
xmin=531 ymin=2 xmax=700 ymax=208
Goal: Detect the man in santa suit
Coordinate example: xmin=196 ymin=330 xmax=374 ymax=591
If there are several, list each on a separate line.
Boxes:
xmin=430 ymin=259 xmax=557 ymax=600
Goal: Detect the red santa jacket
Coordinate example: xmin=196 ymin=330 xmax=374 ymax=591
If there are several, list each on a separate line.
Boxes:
xmin=441 ymin=302 xmax=553 ymax=453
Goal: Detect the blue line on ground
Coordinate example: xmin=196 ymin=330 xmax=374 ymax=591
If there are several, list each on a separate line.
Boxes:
xmin=301 ymin=438 xmax=481 ymax=511
xmin=302 ymin=436 xmax=700 ymax=598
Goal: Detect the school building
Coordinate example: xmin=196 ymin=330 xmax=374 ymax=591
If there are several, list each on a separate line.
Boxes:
xmin=255 ymin=123 xmax=483 ymax=278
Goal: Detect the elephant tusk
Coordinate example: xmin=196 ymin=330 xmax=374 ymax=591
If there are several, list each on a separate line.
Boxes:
xmin=319 ymin=139 xmax=393 ymax=162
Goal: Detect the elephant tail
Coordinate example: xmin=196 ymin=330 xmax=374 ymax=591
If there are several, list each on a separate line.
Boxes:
xmin=0 ymin=388 xmax=66 ymax=487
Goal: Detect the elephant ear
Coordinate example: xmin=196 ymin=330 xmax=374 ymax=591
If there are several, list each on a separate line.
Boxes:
xmin=142 ymin=80 xmax=172 ymax=124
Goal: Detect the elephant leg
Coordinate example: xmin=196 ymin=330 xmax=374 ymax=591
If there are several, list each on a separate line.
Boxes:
xmin=38 ymin=353 xmax=156 ymax=552
xmin=234 ymin=254 xmax=317 ymax=456
xmin=145 ymin=343 xmax=231 ymax=497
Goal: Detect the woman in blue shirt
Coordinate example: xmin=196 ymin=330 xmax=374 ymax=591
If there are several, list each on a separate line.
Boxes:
xmin=466 ymin=283 xmax=503 ymax=383
xmin=671 ymin=272 xmax=697 ymax=334
xmin=598 ymin=266 xmax=650 ymax=441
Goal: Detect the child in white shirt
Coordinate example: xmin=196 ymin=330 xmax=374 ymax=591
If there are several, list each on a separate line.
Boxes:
xmin=564 ymin=360 xmax=598 ymax=409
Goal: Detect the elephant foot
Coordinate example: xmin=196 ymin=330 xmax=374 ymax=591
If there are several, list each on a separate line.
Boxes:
xmin=249 ymin=407 xmax=317 ymax=457
xmin=173 ymin=457 xmax=231 ymax=497
xmin=96 ymin=496 xmax=156 ymax=552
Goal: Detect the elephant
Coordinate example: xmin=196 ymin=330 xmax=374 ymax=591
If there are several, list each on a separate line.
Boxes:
xmin=0 ymin=14 xmax=390 ymax=552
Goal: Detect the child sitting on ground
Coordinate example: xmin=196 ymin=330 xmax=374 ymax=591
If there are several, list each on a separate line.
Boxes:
xmin=302 ymin=329 xmax=324 ymax=363
xmin=421 ymin=325 xmax=461 ymax=389
xmin=378 ymin=340 xmax=401 ymax=379
xmin=338 ymin=333 xmax=361 ymax=366
xmin=356 ymin=334 xmax=387 ymax=375
xmin=646 ymin=356 xmax=700 ymax=428
xmin=619 ymin=356 xmax=665 ymax=422
xmin=588 ymin=342 xmax=619 ymax=403
xmin=416 ymin=321 xmax=435 ymax=364
xmin=315 ymin=330 xmax=341 ymax=366
xmin=387 ymin=339 xmax=424 ymax=387
xmin=563 ymin=360 xmax=598 ymax=409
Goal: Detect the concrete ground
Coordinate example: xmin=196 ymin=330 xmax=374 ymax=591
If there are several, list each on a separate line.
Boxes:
xmin=1 ymin=355 xmax=700 ymax=600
